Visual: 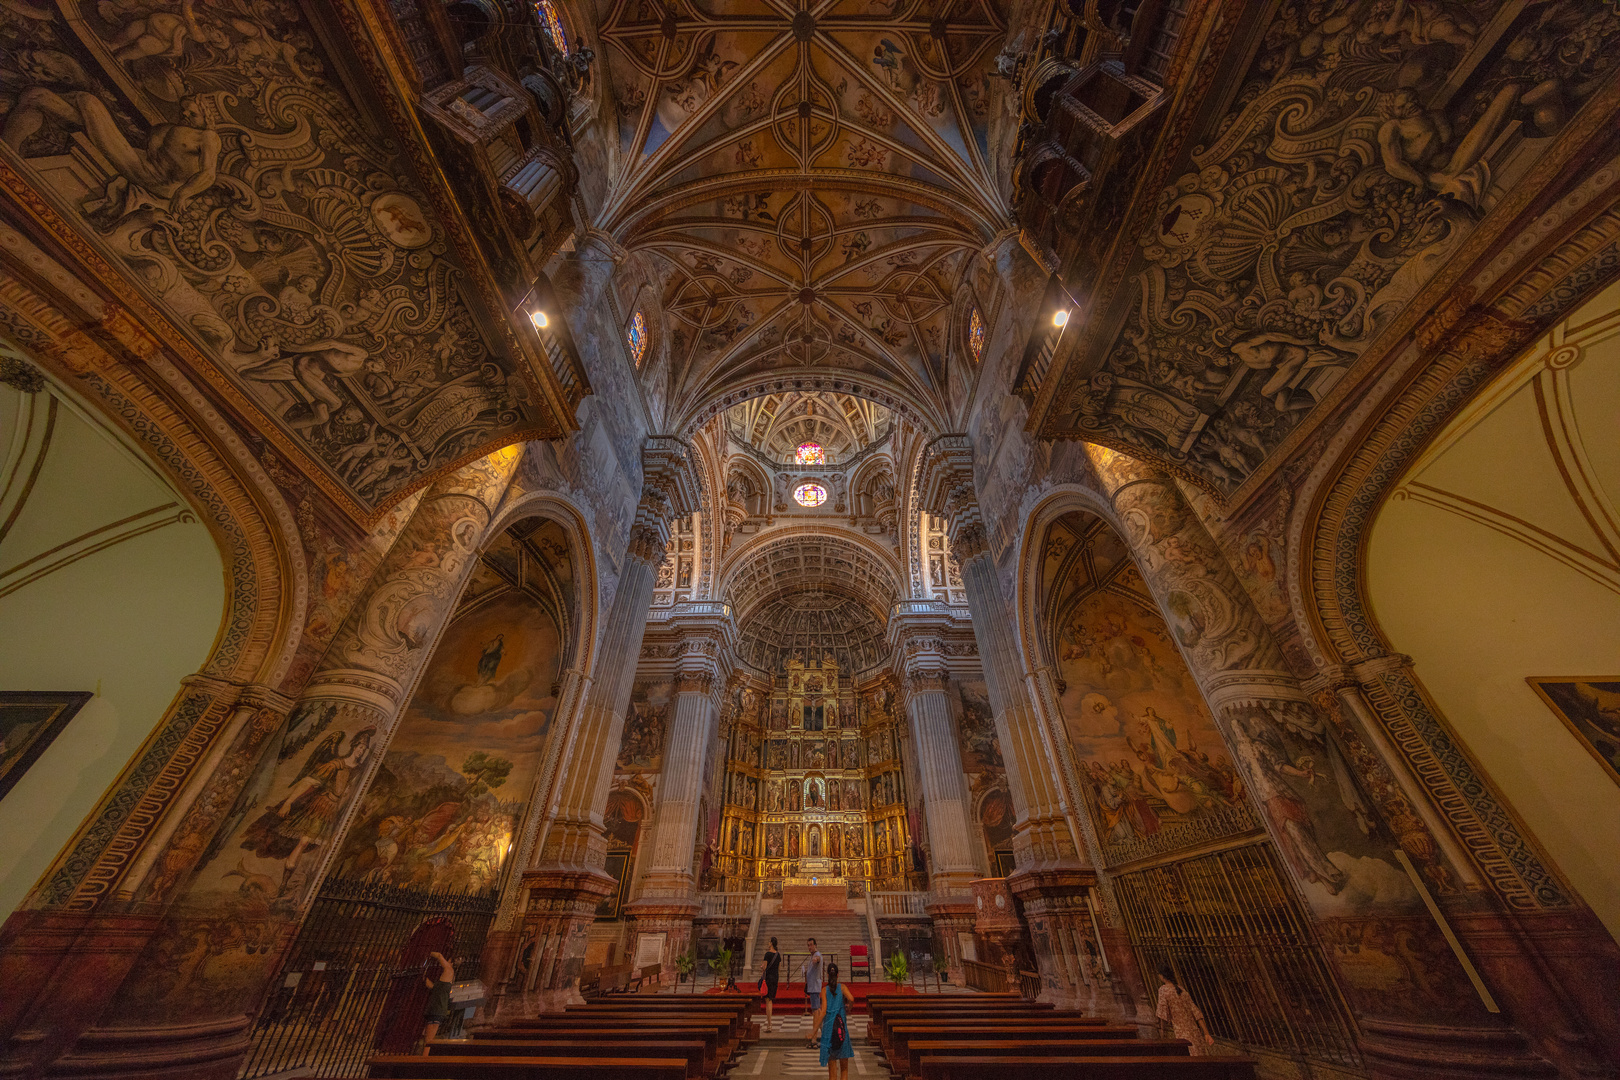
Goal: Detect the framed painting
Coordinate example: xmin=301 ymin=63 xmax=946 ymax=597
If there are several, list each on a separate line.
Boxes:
xmin=1526 ymin=678 xmax=1620 ymax=787
xmin=0 ymin=692 xmax=93 ymax=800
xmin=595 ymin=850 xmax=631 ymax=920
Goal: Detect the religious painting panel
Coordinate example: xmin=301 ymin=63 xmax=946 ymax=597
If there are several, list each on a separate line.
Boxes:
xmin=1527 ymin=679 xmax=1620 ymax=787
xmin=331 ymin=589 xmax=566 ymax=891
xmin=0 ymin=692 xmax=92 ymax=801
xmin=618 ymin=680 xmax=673 ymax=771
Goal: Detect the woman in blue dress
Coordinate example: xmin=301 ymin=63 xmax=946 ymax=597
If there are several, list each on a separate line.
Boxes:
xmin=814 ymin=961 xmax=854 ymax=1078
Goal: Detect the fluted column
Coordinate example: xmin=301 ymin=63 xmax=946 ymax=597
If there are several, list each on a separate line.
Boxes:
xmin=517 ymin=438 xmax=700 ymax=1007
xmin=641 ymin=669 xmax=721 ymax=895
xmin=899 ymin=668 xmax=978 ymax=894
xmin=1083 ymin=443 xmax=1582 ymax=1077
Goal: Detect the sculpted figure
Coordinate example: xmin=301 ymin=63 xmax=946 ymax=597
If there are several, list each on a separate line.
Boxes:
xmin=2 ymin=92 xmax=219 ymax=218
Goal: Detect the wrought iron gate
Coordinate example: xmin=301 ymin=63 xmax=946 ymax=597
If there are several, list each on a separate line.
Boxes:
xmin=240 ymin=878 xmax=498 ymax=1079
xmin=1113 ymin=841 xmax=1362 ymax=1069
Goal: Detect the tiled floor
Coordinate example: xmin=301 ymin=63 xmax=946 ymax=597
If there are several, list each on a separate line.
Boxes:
xmin=733 ymin=1020 xmax=881 ymax=1078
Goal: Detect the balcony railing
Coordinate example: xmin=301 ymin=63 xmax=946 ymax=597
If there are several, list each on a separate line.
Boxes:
xmin=697 ymin=892 xmax=757 ymax=918
xmin=870 ymin=891 xmax=927 ymax=917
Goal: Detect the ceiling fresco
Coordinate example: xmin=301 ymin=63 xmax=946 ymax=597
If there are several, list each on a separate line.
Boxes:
xmin=0 ymin=0 xmax=572 ymax=521
xmin=595 ymin=0 xmax=1009 ymax=420
xmin=1041 ymin=0 xmax=1620 ymax=498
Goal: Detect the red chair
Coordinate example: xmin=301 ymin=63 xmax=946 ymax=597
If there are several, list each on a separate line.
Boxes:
xmin=849 ymin=944 xmax=871 ymax=981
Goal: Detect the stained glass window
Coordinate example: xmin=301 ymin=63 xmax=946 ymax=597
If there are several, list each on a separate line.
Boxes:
xmin=968 ymin=305 xmax=986 ymax=362
xmin=793 ymin=483 xmax=827 ymax=507
xmin=627 ymin=310 xmax=647 ymax=367
xmin=795 ymin=442 xmax=824 ymax=466
xmin=535 ymin=0 xmax=569 ymax=52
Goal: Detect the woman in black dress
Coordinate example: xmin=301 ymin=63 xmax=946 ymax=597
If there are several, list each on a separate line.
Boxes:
xmin=758 ymin=936 xmax=782 ymax=1032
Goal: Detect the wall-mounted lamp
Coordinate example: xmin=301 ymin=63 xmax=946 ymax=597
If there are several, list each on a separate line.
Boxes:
xmin=1052 ymin=309 xmax=1070 ymax=328
xmin=530 ymin=310 xmax=550 ymax=330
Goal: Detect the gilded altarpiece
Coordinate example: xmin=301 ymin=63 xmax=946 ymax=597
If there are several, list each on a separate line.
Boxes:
xmin=713 ymin=655 xmax=914 ymax=895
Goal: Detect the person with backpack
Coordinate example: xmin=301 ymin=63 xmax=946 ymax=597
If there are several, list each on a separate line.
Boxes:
xmin=1156 ymin=965 xmax=1215 ymax=1054
xmin=814 ymin=960 xmax=855 ymax=1078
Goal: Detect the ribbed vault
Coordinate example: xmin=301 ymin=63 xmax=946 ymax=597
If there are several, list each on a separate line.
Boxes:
xmin=737 ymin=590 xmax=888 ymax=673
xmin=723 ymin=531 xmax=900 ymax=637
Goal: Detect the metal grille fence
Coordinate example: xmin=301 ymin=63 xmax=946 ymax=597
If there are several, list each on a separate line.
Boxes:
xmin=239 ymin=878 xmax=498 ymax=1079
xmin=1113 ymin=842 xmax=1362 ymax=1069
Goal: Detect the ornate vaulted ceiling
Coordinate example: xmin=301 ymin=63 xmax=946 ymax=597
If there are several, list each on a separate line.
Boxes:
xmin=1034 ymin=1 xmax=1620 ymax=500
xmin=596 ymin=0 xmax=1009 ymax=421
xmin=737 ymin=589 xmax=889 ymax=672
xmin=723 ymin=531 xmax=900 ymax=625
xmin=725 ymin=389 xmax=891 ymax=461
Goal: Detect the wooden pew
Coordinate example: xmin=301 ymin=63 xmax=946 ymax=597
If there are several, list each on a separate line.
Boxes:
xmin=895 ymin=1038 xmax=1187 ymax=1080
xmin=560 ymin=1003 xmax=751 ymax=1043
xmin=885 ymin=1022 xmax=1136 ymax=1068
xmin=870 ymin=1006 xmax=1080 ymax=1052
xmin=484 ymin=1017 xmax=741 ymax=1060
xmin=469 ymin=1025 xmax=725 ymax=1074
xmin=917 ymin=1055 xmax=1257 ymax=1080
xmin=367 ymin=1054 xmax=690 ymax=1080
xmin=427 ymin=1038 xmax=707 ymax=1080
xmin=867 ymin=1002 xmax=1065 ymax=1044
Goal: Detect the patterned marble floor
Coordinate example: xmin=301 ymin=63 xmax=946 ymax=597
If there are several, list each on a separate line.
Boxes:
xmin=732 ymin=1019 xmax=882 ymax=1079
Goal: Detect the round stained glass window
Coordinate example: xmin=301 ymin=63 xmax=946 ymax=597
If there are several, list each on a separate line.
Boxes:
xmin=793 ymin=483 xmax=827 ymax=508
xmin=795 ymin=442 xmax=824 ymax=465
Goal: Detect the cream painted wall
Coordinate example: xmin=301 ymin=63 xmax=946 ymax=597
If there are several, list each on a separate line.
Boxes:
xmin=1368 ymin=279 xmax=1620 ymax=939
xmin=0 ymin=377 xmax=224 ymax=918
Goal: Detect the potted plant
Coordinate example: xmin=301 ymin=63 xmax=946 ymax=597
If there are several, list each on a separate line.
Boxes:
xmin=714 ymin=945 xmax=737 ymax=991
xmin=932 ymin=954 xmax=950 ymax=987
xmin=883 ymin=950 xmax=909 ymax=989
xmin=675 ymin=949 xmax=695 ymax=990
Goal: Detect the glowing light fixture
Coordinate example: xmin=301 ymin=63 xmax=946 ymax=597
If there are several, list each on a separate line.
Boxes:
xmin=1052 ymin=309 xmax=1070 ymax=328
xmin=530 ymin=310 xmax=550 ymax=330
xmin=793 ymin=482 xmax=827 ymax=507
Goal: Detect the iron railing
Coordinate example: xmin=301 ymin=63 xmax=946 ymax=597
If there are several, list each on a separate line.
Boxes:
xmin=1113 ymin=842 xmax=1361 ymax=1068
xmin=870 ymin=891 xmax=927 ymax=916
xmin=239 ymin=878 xmax=498 ymax=1079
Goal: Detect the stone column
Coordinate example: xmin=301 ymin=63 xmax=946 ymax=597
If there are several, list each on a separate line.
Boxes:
xmin=7 ymin=450 xmax=523 ymax=1080
xmin=1083 ymin=443 xmax=1583 ymax=1078
xmin=517 ymin=438 xmax=700 ymax=1008
xmin=920 ymin=436 xmax=1107 ymax=1010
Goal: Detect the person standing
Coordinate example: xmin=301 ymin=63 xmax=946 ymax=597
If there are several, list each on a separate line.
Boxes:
xmin=803 ymin=938 xmax=824 ymax=1049
xmin=422 ymin=951 xmax=455 ymax=1046
xmin=1155 ymin=965 xmax=1214 ymax=1054
xmin=758 ymin=936 xmax=782 ymax=1032
xmin=815 ymin=961 xmax=855 ymax=1080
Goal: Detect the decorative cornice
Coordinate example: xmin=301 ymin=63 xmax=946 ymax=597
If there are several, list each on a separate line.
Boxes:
xmin=904 ymin=669 xmax=952 ymax=695
xmin=673 ymin=670 xmax=715 ymax=695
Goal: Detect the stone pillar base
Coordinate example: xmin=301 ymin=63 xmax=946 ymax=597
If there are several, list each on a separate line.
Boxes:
xmin=1010 ymin=862 xmax=1147 ymax=1023
xmin=508 ymin=864 xmax=616 ymax=1013
xmin=925 ymin=893 xmax=976 ymax=986
xmin=624 ymin=897 xmax=702 ymax=988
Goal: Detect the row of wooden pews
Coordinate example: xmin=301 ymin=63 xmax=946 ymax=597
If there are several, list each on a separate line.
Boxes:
xmin=367 ymin=993 xmax=756 ymax=1080
xmin=867 ymin=992 xmax=1257 ymax=1080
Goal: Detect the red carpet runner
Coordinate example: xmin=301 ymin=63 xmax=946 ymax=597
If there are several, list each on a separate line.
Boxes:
xmin=703 ymin=980 xmax=917 ymax=1014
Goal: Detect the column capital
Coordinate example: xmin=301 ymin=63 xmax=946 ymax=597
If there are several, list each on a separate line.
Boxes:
xmin=904 ymin=668 xmax=952 ymax=696
xmin=887 ymin=600 xmax=975 ymax=683
xmin=918 ymin=433 xmax=983 ymax=546
xmin=673 ymin=669 xmax=715 ymax=696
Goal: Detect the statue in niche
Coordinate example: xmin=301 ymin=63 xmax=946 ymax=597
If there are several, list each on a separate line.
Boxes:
xmin=767 ymin=825 xmax=784 ymax=858
xmin=829 ymin=827 xmax=842 ymax=858
xmin=788 ymin=779 xmax=802 ymax=812
xmin=870 ymin=777 xmax=883 ymax=806
xmin=808 ymin=825 xmax=821 ymax=857
xmin=825 ymin=700 xmax=839 ymax=729
xmin=828 ymin=781 xmax=841 ymax=811
xmin=771 ymin=699 xmax=787 ymax=731
xmin=789 ymin=740 xmax=800 ymax=769
xmin=788 ymin=824 xmax=801 ymax=859
xmin=875 ymin=821 xmax=889 ymax=855
xmin=809 ymin=741 xmax=825 ymax=768
xmin=768 ymin=740 xmax=787 ymax=769
xmin=846 ymin=779 xmax=861 ymax=809
xmin=867 ymin=738 xmax=880 ymax=765
xmin=881 ymin=731 xmax=893 ymax=760
xmin=809 ymin=778 xmax=826 ymax=808
xmin=740 ymin=822 xmax=754 ymax=856
xmin=768 ymin=781 xmax=783 ymax=812
xmin=843 ymin=740 xmax=858 ymax=769
xmin=849 ymin=825 xmax=864 ymax=857
xmin=884 ymin=774 xmax=896 ymax=805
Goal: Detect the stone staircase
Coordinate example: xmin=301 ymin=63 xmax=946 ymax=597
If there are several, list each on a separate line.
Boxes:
xmin=753 ymin=912 xmax=873 ymax=985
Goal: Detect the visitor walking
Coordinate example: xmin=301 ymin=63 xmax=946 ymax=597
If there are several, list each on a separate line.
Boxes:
xmin=803 ymin=937 xmax=824 ymax=1049
xmin=814 ymin=961 xmax=855 ymax=1080
xmin=1156 ymin=965 xmax=1215 ymax=1054
xmin=758 ymin=936 xmax=782 ymax=1032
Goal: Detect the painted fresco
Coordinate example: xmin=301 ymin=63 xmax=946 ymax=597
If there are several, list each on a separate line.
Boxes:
xmin=331 ymin=590 xmax=566 ymax=891
xmin=955 ymin=678 xmax=1010 ymax=869
xmin=617 ymin=681 xmax=672 ymax=771
xmin=1527 ymin=679 xmax=1620 ymax=789
xmin=1044 ymin=515 xmax=1257 ymax=865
